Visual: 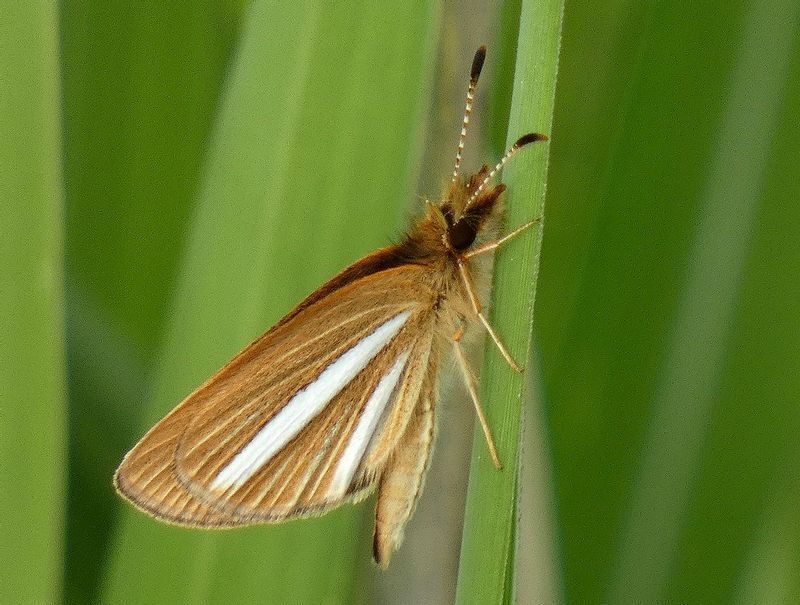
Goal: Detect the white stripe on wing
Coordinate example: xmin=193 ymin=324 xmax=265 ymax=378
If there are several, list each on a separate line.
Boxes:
xmin=327 ymin=350 xmax=409 ymax=499
xmin=210 ymin=310 xmax=412 ymax=492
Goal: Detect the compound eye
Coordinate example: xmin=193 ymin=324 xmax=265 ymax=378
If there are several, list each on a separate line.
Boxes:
xmin=441 ymin=206 xmax=455 ymax=226
xmin=448 ymin=219 xmax=477 ymax=250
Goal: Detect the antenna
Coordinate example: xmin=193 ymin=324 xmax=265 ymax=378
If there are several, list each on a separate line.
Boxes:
xmin=451 ymin=46 xmax=487 ymax=184
xmin=464 ymin=133 xmax=549 ymax=208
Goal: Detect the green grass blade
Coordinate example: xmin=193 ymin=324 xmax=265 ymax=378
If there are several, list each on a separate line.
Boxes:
xmin=455 ymin=0 xmax=564 ymax=602
xmin=102 ymin=2 xmax=438 ymax=603
xmin=0 ymin=3 xmax=66 ymax=603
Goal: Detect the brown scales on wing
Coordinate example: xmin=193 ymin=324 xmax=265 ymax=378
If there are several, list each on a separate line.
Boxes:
xmin=114 ymin=266 xmax=441 ymax=527
xmin=373 ymin=354 xmax=438 ymax=568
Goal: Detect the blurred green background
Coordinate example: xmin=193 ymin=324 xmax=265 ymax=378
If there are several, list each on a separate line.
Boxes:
xmin=2 ymin=0 xmax=799 ymax=603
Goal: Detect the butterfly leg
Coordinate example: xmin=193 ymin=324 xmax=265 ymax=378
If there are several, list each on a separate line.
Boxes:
xmin=461 ymin=217 xmax=540 ymax=260
xmin=453 ymin=331 xmax=502 ymax=470
xmin=456 ymin=260 xmax=523 ymax=373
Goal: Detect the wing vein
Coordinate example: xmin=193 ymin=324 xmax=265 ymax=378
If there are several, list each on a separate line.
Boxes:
xmin=210 ymin=310 xmax=412 ymax=492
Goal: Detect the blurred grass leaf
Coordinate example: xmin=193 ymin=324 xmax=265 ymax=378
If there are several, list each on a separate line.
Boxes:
xmin=61 ymin=4 xmax=244 ymax=602
xmin=539 ymin=0 xmax=800 ymax=602
xmin=0 ymin=3 xmax=66 ymax=603
xmin=608 ymin=1 xmax=800 ymax=602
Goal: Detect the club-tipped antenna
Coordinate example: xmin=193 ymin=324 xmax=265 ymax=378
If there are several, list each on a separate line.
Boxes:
xmin=451 ymin=46 xmax=487 ymax=184
xmin=464 ymin=132 xmax=549 ymax=209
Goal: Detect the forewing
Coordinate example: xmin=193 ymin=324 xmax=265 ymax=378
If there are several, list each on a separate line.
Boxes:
xmin=114 ymin=264 xmax=438 ymax=527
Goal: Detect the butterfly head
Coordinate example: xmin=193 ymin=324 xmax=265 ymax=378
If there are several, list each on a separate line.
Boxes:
xmin=441 ymin=170 xmax=506 ymax=251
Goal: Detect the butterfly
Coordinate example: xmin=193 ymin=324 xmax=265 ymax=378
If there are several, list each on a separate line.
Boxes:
xmin=114 ymin=45 xmax=547 ymax=568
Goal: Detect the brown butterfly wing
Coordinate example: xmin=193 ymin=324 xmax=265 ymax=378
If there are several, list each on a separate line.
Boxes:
xmin=114 ymin=261 xmax=439 ymax=527
xmin=372 ymin=358 xmax=438 ymax=568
